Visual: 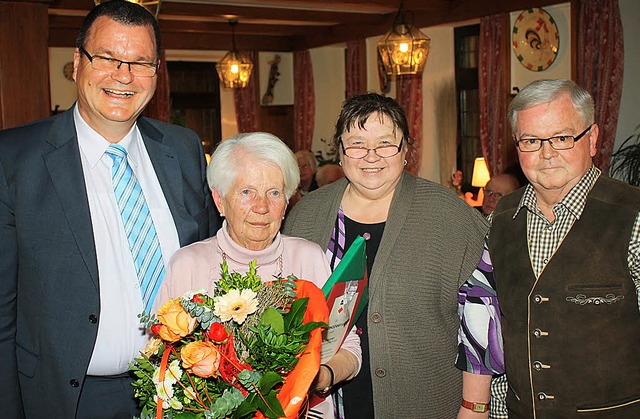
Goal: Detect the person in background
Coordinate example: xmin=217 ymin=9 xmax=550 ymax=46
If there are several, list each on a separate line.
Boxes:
xmin=284 ymin=93 xmax=503 ymax=418
xmin=489 ymin=79 xmax=640 ymax=417
xmin=0 ymin=1 xmax=219 ymax=417
xmin=480 ymin=173 xmax=520 ymax=216
xmin=156 ymin=132 xmax=361 ymax=419
xmin=450 ymin=169 xmax=465 ymax=198
xmin=295 ymin=149 xmax=319 ymax=195
xmin=316 ymin=163 xmax=345 ymax=187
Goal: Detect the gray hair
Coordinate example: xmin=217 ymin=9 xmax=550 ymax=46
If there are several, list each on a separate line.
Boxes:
xmin=207 ymin=132 xmax=300 ymax=200
xmin=294 ymin=150 xmax=318 ymax=174
xmin=508 ymin=79 xmax=594 ymax=132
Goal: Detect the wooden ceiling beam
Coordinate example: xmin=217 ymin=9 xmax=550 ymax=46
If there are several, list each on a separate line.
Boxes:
xmin=293 ymin=0 xmax=565 ymax=50
xmin=47 ymin=0 xmax=567 ymax=51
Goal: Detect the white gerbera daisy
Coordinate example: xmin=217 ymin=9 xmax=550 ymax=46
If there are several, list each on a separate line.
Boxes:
xmin=214 ymin=288 xmax=259 ymax=324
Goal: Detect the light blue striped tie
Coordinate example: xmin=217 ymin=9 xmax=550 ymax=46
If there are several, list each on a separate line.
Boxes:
xmin=106 ymin=144 xmax=165 ymax=313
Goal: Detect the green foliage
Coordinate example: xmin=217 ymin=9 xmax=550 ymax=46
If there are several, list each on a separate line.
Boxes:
xmin=261 ymin=307 xmax=285 ymax=333
xmin=233 ymin=372 xmax=285 ymax=419
xmin=237 ymin=369 xmax=262 ymax=392
xmin=241 ymin=298 xmax=327 ymax=373
xmin=205 ymin=388 xmax=245 ymax=419
xmin=182 ymin=297 xmax=219 ymax=331
xmin=610 ymin=127 xmax=640 ymax=186
xmin=138 ymin=311 xmax=159 ymax=329
xmin=217 ymin=260 xmax=262 ymax=293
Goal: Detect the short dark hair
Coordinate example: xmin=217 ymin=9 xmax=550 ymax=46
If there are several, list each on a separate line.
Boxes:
xmin=333 ymin=93 xmax=412 ymax=150
xmin=76 ymin=0 xmax=162 ymax=61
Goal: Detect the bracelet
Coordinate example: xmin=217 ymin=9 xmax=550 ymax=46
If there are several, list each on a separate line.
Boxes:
xmin=317 ymin=364 xmax=335 ymax=395
xmin=461 ymin=399 xmax=489 ymax=413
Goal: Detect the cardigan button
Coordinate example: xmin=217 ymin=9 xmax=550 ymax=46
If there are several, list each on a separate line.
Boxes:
xmin=88 ymin=314 xmax=98 ymax=324
xmin=371 ymin=312 xmax=382 ymax=323
xmin=374 ymin=368 xmax=387 ymax=378
xmin=70 ymin=379 xmax=80 ymax=388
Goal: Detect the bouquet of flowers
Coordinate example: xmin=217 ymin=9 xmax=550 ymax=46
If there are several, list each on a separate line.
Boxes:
xmin=131 ymin=261 xmax=328 ymax=419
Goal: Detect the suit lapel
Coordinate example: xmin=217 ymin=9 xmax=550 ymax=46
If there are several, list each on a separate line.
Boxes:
xmin=44 ymin=110 xmax=99 ymax=289
xmin=137 ymin=118 xmax=194 ymax=246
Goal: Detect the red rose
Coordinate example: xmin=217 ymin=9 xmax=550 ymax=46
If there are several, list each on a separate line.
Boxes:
xmin=150 ymin=323 xmax=162 ymax=336
xmin=191 ymin=294 xmax=205 ymax=304
xmin=208 ymin=322 xmax=229 ymax=344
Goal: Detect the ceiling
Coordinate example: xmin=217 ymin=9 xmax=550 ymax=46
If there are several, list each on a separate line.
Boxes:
xmin=47 ymin=0 xmax=563 ymax=52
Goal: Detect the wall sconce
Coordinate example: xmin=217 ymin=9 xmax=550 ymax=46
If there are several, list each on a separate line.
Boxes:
xmin=216 ymin=20 xmax=254 ymax=89
xmin=471 ymin=157 xmax=491 ymax=188
xmin=377 ymin=0 xmax=430 ymax=76
xmin=94 ymin=0 xmax=161 ymax=19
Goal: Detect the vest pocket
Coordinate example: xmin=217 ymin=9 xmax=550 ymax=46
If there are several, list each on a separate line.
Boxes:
xmin=565 ymin=284 xmax=625 ymax=306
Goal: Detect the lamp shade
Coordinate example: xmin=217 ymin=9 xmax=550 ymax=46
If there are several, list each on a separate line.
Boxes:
xmin=215 ymin=20 xmax=253 ymax=89
xmin=471 ymin=157 xmax=490 ymax=187
xmin=94 ymin=0 xmax=161 ymax=18
xmin=377 ymin=22 xmax=430 ymax=75
xmin=216 ymin=50 xmax=253 ymax=89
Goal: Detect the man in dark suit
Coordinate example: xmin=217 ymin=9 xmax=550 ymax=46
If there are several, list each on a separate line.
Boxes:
xmin=0 ymin=1 xmax=219 ymax=417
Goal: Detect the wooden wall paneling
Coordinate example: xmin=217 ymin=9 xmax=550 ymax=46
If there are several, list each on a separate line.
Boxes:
xmin=0 ymin=2 xmax=51 ymax=130
xmin=259 ymin=105 xmax=294 ymax=150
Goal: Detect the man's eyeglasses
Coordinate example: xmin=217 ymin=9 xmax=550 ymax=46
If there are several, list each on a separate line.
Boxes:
xmin=340 ymin=142 xmax=403 ymax=159
xmin=514 ymin=124 xmax=594 ymax=152
xmin=484 ymin=189 xmax=504 ymax=199
xmin=79 ymin=48 xmax=158 ymax=78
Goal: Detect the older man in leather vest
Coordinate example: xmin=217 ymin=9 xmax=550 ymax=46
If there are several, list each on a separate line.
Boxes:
xmin=488 ymin=79 xmax=640 ymax=418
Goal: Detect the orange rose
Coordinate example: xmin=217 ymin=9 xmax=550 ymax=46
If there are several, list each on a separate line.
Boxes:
xmin=180 ymin=341 xmax=221 ymax=378
xmin=157 ymin=299 xmax=197 ymax=342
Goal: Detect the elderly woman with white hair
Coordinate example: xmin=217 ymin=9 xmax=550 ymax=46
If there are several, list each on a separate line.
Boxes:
xmin=156 ymin=132 xmax=361 ymax=418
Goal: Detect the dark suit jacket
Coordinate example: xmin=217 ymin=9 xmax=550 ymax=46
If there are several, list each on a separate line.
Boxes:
xmin=0 ymin=109 xmax=220 ymax=418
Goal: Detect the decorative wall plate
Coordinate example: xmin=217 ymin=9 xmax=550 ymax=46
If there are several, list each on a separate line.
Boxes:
xmin=512 ymin=7 xmax=559 ymax=71
xmin=63 ymin=61 xmax=75 ymax=81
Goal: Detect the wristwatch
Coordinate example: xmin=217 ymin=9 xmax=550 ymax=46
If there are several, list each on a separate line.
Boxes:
xmin=461 ymin=399 xmax=489 ymax=413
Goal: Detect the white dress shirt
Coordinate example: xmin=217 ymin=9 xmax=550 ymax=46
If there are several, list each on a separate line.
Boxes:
xmin=74 ymin=106 xmax=180 ymax=375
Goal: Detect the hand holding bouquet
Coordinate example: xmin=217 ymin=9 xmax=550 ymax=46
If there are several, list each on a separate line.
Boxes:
xmin=131 ymin=261 xmax=328 ymax=419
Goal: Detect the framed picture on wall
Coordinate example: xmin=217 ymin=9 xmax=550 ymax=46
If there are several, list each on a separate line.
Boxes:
xmin=259 ymin=52 xmax=293 ymax=106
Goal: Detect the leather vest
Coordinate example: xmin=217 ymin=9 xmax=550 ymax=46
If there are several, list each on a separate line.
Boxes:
xmin=489 ymin=176 xmax=640 ymax=418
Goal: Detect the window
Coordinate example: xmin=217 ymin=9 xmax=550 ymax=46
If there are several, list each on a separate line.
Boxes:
xmin=455 ymin=24 xmax=482 ymax=194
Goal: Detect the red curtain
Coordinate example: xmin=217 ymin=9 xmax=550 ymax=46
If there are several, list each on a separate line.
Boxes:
xmin=478 ymin=14 xmax=508 ymax=177
xmin=233 ymin=50 xmax=259 ymax=133
xmin=143 ymin=50 xmax=170 ymax=122
xmin=396 ymin=74 xmax=423 ymax=176
xmin=293 ymin=50 xmax=315 ymax=152
xmin=346 ymin=40 xmax=362 ymax=99
xmin=576 ymin=0 xmax=624 ymax=173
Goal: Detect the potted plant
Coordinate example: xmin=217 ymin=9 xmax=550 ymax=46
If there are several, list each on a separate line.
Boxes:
xmin=609 ymin=126 xmax=640 ymax=186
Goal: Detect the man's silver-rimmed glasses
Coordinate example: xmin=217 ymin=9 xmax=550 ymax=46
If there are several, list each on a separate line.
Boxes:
xmin=514 ymin=124 xmax=593 ymax=152
xmin=79 ymin=47 xmax=158 ymax=77
xmin=340 ymin=142 xmax=403 ymax=159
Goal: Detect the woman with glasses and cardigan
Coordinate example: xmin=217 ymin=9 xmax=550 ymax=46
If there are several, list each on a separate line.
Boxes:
xmin=284 ymin=93 xmax=503 ymax=418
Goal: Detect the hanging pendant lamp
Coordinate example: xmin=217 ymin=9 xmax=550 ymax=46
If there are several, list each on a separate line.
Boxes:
xmin=377 ymin=0 xmax=430 ymax=76
xmin=216 ymin=20 xmax=254 ymax=89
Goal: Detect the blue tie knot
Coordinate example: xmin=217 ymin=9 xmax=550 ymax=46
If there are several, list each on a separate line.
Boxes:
xmin=106 ymin=144 xmax=128 ymax=163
